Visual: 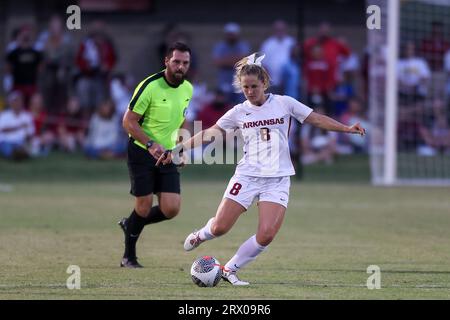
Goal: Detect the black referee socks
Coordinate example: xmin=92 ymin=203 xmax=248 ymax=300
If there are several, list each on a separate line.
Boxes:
xmin=124 ymin=210 xmax=146 ymax=258
xmin=144 ymin=206 xmax=169 ymax=225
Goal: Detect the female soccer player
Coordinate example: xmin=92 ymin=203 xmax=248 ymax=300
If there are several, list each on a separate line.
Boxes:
xmin=157 ymin=52 xmax=365 ymax=285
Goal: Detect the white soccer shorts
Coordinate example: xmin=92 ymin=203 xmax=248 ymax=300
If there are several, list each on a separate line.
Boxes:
xmin=223 ymin=174 xmax=291 ymax=209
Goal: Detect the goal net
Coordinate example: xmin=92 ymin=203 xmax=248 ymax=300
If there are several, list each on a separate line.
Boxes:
xmin=368 ymin=0 xmax=450 ymax=185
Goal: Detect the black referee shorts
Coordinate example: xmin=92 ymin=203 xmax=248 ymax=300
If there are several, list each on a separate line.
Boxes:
xmin=127 ymin=140 xmax=180 ymax=197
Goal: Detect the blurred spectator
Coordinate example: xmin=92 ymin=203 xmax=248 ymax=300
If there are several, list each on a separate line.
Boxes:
xmin=2 ymin=73 xmax=13 ymax=97
xmin=260 ymin=20 xmax=295 ymax=94
xmin=212 ymin=22 xmax=250 ymax=104
xmin=336 ymin=37 xmax=360 ymax=86
xmin=280 ymin=42 xmax=302 ymax=100
xmin=304 ymin=44 xmax=333 ymax=111
xmin=35 ymin=15 xmax=72 ymax=52
xmin=196 ymin=89 xmax=231 ymax=129
xmin=156 ymin=24 xmax=198 ymax=81
xmin=418 ymin=98 xmax=450 ymax=156
xmin=195 ymin=89 xmax=231 ymax=161
xmin=419 ymin=21 xmax=450 ymax=72
xmin=331 ymin=71 xmax=355 ymax=118
xmin=340 ymin=98 xmax=369 ymax=154
xmin=398 ymin=42 xmax=431 ymax=107
xmin=445 ymin=48 xmax=450 ymax=109
xmin=109 ymin=73 xmax=132 ymax=152
xmin=29 ymin=93 xmax=55 ymax=157
xmin=110 ymin=73 xmax=133 ymax=117
xmin=419 ymin=21 xmax=450 ymax=99
xmin=282 ymin=37 xmax=303 ymax=175
xmin=5 ymin=27 xmax=22 ymax=53
xmin=157 ymin=23 xmax=181 ymax=66
xmin=361 ymin=47 xmax=369 ymax=104
xmin=0 ymin=96 xmax=5 ymax=111
xmin=332 ymin=37 xmax=357 ymax=117
xmin=362 ymin=32 xmax=387 ymax=103
xmin=57 ymin=96 xmax=87 ymax=152
xmin=301 ymin=105 xmax=337 ymax=165
xmin=397 ymin=63 xmax=425 ymax=155
xmin=38 ymin=15 xmax=73 ymax=114
xmin=4 ymin=28 xmax=25 ymax=93
xmin=84 ymin=99 xmax=124 ymax=160
xmin=397 ymin=118 xmax=423 ymax=153
xmin=288 ymin=120 xmax=301 ymax=177
xmin=0 ymin=91 xmax=34 ymax=160
xmin=185 ymin=75 xmax=214 ymax=134
xmin=303 ymin=22 xmax=351 ymax=112
xmin=75 ymin=21 xmax=117 ymax=115
xmin=172 ymin=31 xmax=198 ymax=81
xmin=5 ymin=25 xmax=43 ymax=108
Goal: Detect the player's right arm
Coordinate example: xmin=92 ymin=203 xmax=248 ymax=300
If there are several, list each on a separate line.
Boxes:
xmin=304 ymin=112 xmax=365 ymax=136
xmin=122 ymin=109 xmax=164 ymax=159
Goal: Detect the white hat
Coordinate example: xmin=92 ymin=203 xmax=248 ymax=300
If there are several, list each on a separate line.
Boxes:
xmin=224 ymin=22 xmax=240 ymax=34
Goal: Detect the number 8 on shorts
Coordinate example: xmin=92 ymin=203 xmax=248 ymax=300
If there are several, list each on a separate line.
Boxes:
xmin=229 ymin=183 xmax=242 ymax=195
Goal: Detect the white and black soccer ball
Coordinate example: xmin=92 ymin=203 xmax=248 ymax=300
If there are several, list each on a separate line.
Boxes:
xmin=190 ymin=256 xmax=222 ymax=287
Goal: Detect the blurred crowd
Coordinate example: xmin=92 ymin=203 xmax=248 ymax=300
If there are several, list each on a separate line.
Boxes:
xmin=395 ymin=21 xmax=450 ymax=157
xmin=1 ymin=16 xmax=449 ymax=163
xmin=0 ymin=17 xmax=130 ymax=161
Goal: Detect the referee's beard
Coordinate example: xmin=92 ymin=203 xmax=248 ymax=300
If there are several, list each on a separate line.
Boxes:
xmin=166 ymin=70 xmax=186 ymax=86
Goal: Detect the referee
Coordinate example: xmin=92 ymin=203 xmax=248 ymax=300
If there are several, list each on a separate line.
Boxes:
xmin=119 ymin=42 xmax=193 ymax=268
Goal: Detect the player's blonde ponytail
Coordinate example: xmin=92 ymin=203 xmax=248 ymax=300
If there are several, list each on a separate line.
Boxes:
xmin=233 ymin=52 xmax=271 ymax=93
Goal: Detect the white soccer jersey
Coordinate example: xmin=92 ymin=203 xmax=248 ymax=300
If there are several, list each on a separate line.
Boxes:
xmin=217 ymin=94 xmax=313 ymax=177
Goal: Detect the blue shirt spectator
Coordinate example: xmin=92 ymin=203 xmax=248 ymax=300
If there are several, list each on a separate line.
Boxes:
xmin=212 ymin=23 xmax=250 ymax=104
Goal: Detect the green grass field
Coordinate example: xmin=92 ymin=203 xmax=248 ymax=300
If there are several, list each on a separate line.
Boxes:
xmin=0 ymin=153 xmax=449 ymax=299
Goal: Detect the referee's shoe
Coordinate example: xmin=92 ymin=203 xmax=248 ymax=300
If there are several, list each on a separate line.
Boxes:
xmin=120 ymin=257 xmax=143 ymax=268
xmin=118 ymin=217 xmax=128 ymax=235
xmin=118 ymin=218 xmax=143 ymax=268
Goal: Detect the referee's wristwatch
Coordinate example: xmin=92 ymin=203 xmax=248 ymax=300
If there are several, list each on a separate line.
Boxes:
xmin=146 ymin=140 xmax=154 ymax=150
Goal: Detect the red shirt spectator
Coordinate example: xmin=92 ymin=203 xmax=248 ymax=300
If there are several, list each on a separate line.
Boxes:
xmin=76 ymin=37 xmax=116 ymax=76
xmin=32 ymin=108 xmax=48 ymax=135
xmin=303 ymin=23 xmax=350 ymax=91
xmin=76 ymin=22 xmax=116 ymax=76
xmin=304 ymin=45 xmax=335 ymax=94
xmin=197 ymin=90 xmax=231 ymax=129
xmin=56 ymin=97 xmax=87 ymax=152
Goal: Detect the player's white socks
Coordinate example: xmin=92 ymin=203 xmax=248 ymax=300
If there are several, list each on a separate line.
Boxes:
xmin=198 ymin=217 xmax=216 ymax=241
xmin=224 ymin=235 xmax=267 ymax=272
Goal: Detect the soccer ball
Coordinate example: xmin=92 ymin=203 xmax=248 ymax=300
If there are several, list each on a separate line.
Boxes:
xmin=190 ymin=256 xmax=222 ymax=287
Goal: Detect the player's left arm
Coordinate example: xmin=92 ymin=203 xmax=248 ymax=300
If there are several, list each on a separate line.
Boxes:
xmin=304 ymin=112 xmax=366 ymax=136
xmin=157 ymin=124 xmax=225 ymax=166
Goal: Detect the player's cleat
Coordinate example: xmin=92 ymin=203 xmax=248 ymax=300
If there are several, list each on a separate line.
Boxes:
xmin=184 ymin=231 xmax=204 ymax=251
xmin=221 ymin=269 xmax=250 ymax=286
xmin=120 ymin=257 xmax=143 ymax=268
xmin=118 ymin=217 xmax=128 ymax=235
